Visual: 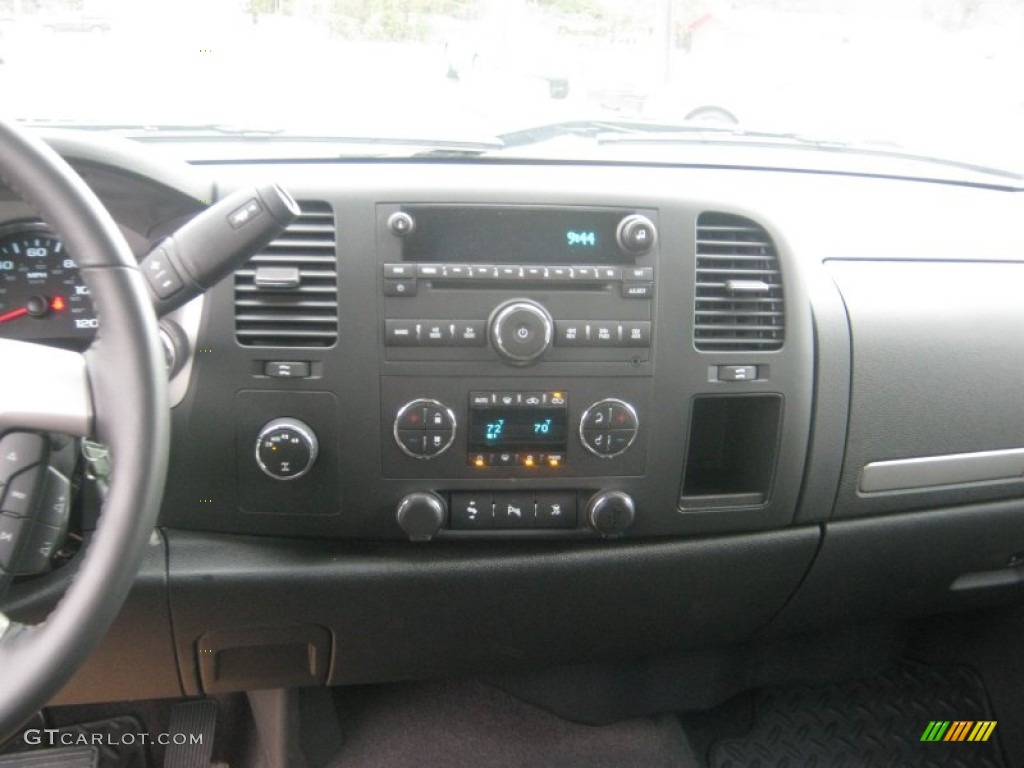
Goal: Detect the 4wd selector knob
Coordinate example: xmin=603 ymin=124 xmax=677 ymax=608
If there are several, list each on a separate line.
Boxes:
xmin=489 ymin=299 xmax=554 ymax=365
xmin=255 ymin=418 xmax=318 ymax=481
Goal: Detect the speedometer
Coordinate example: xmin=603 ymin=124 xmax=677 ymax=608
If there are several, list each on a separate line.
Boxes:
xmin=0 ymin=222 xmax=97 ymax=349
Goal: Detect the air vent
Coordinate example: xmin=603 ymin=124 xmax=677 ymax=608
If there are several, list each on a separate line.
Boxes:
xmin=694 ymin=212 xmax=784 ymax=351
xmin=234 ymin=201 xmax=337 ymax=347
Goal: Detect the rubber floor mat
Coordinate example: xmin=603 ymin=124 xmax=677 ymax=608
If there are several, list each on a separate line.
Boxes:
xmin=708 ymin=661 xmax=1005 ymax=768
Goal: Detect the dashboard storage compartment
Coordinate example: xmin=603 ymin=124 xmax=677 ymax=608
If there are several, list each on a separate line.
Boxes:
xmin=828 ymin=261 xmax=1024 ymax=518
xmin=680 ymin=395 xmax=782 ymax=510
xmin=197 ymin=624 xmax=332 ymax=694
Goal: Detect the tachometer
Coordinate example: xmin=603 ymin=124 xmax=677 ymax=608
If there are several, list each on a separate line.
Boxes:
xmin=0 ymin=222 xmax=97 ymax=349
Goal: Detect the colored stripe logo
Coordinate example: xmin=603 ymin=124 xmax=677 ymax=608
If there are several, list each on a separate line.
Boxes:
xmin=921 ymin=721 xmax=997 ymax=742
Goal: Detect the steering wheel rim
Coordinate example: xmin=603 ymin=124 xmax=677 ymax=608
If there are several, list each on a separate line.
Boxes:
xmin=0 ymin=119 xmax=169 ymax=739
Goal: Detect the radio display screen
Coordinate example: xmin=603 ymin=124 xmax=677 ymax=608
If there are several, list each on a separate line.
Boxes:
xmin=400 ymin=206 xmax=634 ymax=264
xmin=468 ymin=405 xmax=568 ymax=453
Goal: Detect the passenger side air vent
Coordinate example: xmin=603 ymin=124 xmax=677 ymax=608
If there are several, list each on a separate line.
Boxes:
xmin=694 ymin=212 xmax=784 ymax=351
xmin=234 ymin=201 xmax=337 ymax=347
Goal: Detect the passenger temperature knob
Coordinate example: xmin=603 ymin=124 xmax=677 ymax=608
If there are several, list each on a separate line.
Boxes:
xmin=255 ymin=418 xmax=318 ymax=481
xmin=586 ymin=491 xmax=635 ymax=537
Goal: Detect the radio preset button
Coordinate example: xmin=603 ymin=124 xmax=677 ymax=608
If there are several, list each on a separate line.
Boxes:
xmin=597 ymin=266 xmax=621 ymax=280
xmin=524 ymin=266 xmax=546 ymax=280
xmin=472 ymin=265 xmax=498 ymax=278
xmin=443 ymin=265 xmax=470 ymax=279
xmin=498 ymin=266 xmax=523 ymax=279
xmin=572 ymin=266 xmax=597 ymax=281
xmin=548 ymin=266 xmax=572 ymax=280
xmin=417 ymin=264 xmax=443 ymax=278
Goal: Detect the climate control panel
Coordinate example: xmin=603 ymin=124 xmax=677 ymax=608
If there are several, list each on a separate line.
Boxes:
xmin=386 ymin=381 xmax=648 ymax=480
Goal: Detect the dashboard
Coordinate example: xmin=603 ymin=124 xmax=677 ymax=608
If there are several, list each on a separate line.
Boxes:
xmin=2 ymin=132 xmax=1024 ymax=709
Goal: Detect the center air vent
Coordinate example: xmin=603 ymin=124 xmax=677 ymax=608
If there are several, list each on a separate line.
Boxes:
xmin=694 ymin=212 xmax=784 ymax=351
xmin=234 ymin=201 xmax=337 ymax=347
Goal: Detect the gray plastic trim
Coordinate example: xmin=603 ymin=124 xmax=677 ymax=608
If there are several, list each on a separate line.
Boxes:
xmin=860 ymin=448 xmax=1024 ymax=493
xmin=0 ymin=338 xmax=92 ymax=435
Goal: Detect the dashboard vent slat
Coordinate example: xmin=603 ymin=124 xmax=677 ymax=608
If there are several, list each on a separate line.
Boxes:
xmin=234 ymin=201 xmax=338 ymax=347
xmin=694 ymin=212 xmax=784 ymax=351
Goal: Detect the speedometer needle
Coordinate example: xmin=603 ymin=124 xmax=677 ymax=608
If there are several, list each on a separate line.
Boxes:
xmin=0 ymin=307 xmax=29 ymax=324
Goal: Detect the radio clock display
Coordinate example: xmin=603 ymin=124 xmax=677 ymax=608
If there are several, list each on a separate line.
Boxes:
xmin=566 ymin=230 xmax=597 ymax=248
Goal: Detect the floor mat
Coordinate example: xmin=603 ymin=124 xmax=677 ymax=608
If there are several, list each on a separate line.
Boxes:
xmin=707 ymin=661 xmax=1005 ymax=768
xmin=330 ymin=679 xmax=699 ymax=768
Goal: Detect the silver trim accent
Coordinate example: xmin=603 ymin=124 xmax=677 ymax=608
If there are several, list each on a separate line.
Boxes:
xmin=254 ymin=417 xmax=319 ymax=481
xmin=0 ymin=612 xmax=10 ymax=641
xmin=578 ymin=398 xmax=639 ymax=459
xmin=859 ymin=448 xmax=1024 ymax=493
xmin=393 ymin=398 xmax=456 ymax=460
xmin=0 ymin=338 xmax=92 ymax=435
xmin=489 ymin=300 xmax=554 ymax=364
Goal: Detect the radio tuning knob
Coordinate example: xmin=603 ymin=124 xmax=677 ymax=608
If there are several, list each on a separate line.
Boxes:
xmin=586 ymin=491 xmax=635 ymax=537
xmin=489 ymin=299 xmax=554 ymax=365
xmin=616 ymin=214 xmax=657 ymax=254
xmin=396 ymin=492 xmax=447 ymax=541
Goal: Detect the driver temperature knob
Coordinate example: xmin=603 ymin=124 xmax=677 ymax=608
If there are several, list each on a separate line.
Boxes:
xmin=489 ymin=299 xmax=554 ymax=365
xmin=396 ymin=492 xmax=447 ymax=542
xmin=586 ymin=490 xmax=635 ymax=537
xmin=255 ymin=418 xmax=318 ymax=481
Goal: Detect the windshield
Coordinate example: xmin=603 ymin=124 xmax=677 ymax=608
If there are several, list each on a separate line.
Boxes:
xmin=1 ymin=0 xmax=1022 ymax=174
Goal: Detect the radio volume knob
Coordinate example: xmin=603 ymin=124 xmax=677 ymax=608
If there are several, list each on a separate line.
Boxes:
xmin=489 ymin=299 xmax=554 ymax=365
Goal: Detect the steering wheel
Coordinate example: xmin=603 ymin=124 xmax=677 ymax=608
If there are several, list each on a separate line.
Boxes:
xmin=0 ymin=119 xmax=169 ymax=739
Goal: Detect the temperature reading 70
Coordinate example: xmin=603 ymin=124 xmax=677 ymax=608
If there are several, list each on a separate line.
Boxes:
xmin=534 ymin=419 xmax=552 ymax=434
